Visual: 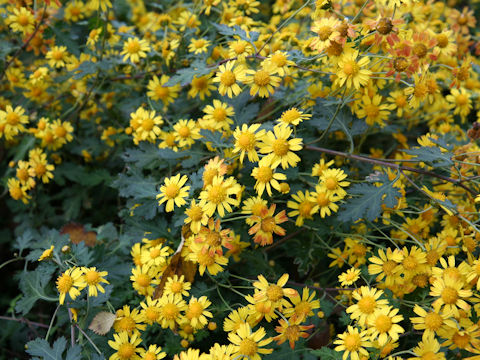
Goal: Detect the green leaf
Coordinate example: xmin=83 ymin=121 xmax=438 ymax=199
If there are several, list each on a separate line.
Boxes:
xmin=26 ymin=337 xmax=66 ymax=359
xmin=212 ymin=23 xmax=259 ymax=43
xmin=65 ymin=345 xmax=82 ymax=360
xmin=337 ymin=173 xmax=401 ymax=222
xmin=16 ymin=264 xmax=57 ymax=314
xmin=111 ymin=171 xmax=158 ymax=199
xmin=14 ymin=229 xmax=35 ymax=253
xmin=402 ymin=146 xmax=453 ymax=167
xmin=165 ymin=59 xmax=211 ymax=87
xmin=310 ymin=347 xmax=342 ymax=360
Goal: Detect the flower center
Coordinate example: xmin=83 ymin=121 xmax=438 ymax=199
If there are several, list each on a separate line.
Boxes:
xmin=208 ymin=184 xmax=226 ymax=203
xmin=85 ymin=270 xmax=100 ymax=284
xmin=261 ymin=217 xmax=276 ymax=233
xmin=298 ymin=201 xmax=313 ymax=217
xmin=212 ymin=108 xmax=227 ymax=122
xmin=197 ymin=252 xmax=215 ymax=266
xmin=266 ymin=284 xmax=284 ymax=301
xmin=343 ymin=333 xmax=361 ymax=351
xmin=155 ymin=86 xmax=169 ymax=98
xmin=239 ymin=338 xmax=258 ymax=356
xmin=146 ymin=307 xmax=159 ymax=321
xmin=436 ymin=34 xmax=448 ymax=48
xmin=456 ymin=94 xmax=468 ymax=106
xmin=57 ymin=274 xmax=73 ymax=292
xmin=117 ymin=317 xmax=136 ymax=332
xmin=238 ymin=132 xmax=255 ymax=150
xmin=343 ymin=61 xmax=359 ymax=76
xmin=357 ymin=295 xmax=376 ymax=314
xmin=441 ymin=286 xmax=458 ymax=304
xmin=403 ymin=255 xmax=418 ymax=270
xmin=6 ymin=112 xmax=19 ymax=125
xmin=324 ymin=177 xmax=337 ymax=190
xmin=187 ymin=206 xmax=203 ymax=221
xmin=165 ymin=183 xmax=179 ymax=198
xmin=364 ymin=104 xmax=380 ymax=118
xmin=376 ymin=18 xmax=393 ymax=35
xmin=316 ymin=192 xmax=330 ymax=207
xmin=317 ymin=26 xmax=333 ymax=41
xmin=220 ymin=71 xmax=236 ymax=86
xmin=127 ymin=40 xmax=141 ymax=54
xmin=206 ymin=232 xmax=222 ymax=247
xmin=162 ymin=303 xmax=179 ymax=319
xmin=150 ymin=248 xmax=161 ymax=258
xmin=170 ymin=282 xmax=183 ymax=293
xmin=118 ymin=343 xmax=135 ymax=359
xmin=424 ymin=312 xmax=443 ymax=330
xmin=136 ymin=274 xmax=151 ymax=287
xmin=142 ymin=118 xmax=154 ymax=131
xmin=178 ymin=126 xmax=190 ymax=138
xmin=52 ymin=50 xmax=64 ymax=61
xmin=254 ymin=70 xmax=270 ymax=87
xmin=375 ymin=314 xmax=392 ymax=333
xmin=187 ymin=301 xmax=204 ymax=318
xmin=256 ymin=166 xmax=273 ymax=183
xmin=413 ymin=43 xmax=428 ymax=58
xmin=272 ymin=139 xmax=289 ymax=156
xmin=393 ymin=57 xmax=409 ymax=72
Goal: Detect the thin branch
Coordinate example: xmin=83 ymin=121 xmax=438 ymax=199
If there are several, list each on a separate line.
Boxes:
xmin=0 ymin=315 xmax=49 ymax=329
xmin=264 ymin=229 xmax=303 ymax=252
xmin=304 ymin=145 xmax=477 ymax=196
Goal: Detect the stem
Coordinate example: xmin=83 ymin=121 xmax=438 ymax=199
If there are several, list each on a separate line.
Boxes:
xmin=76 ymin=324 xmax=102 ymax=355
xmin=68 ymin=308 xmax=75 ymax=347
xmin=0 ymin=315 xmax=49 ymax=328
xmin=264 ymin=229 xmax=303 ymax=252
xmin=304 ymin=145 xmax=477 ymax=196
xmin=45 ymin=304 xmax=61 ymax=341
xmin=0 ymin=257 xmax=24 ymax=271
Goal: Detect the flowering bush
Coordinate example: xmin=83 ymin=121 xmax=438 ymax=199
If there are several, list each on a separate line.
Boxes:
xmin=1 ymin=0 xmax=480 ymax=359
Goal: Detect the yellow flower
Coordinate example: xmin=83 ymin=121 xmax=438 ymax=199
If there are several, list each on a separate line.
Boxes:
xmin=223 ymin=307 xmax=252 ymax=333
xmin=108 ymin=331 xmax=142 ymax=360
xmin=273 ymin=315 xmax=314 ymax=349
xmin=157 ymin=293 xmax=187 ymax=330
xmin=356 ymin=94 xmax=393 ymax=127
xmin=83 ymin=267 xmax=109 ymax=297
xmin=368 ymin=248 xmax=403 ymax=286
xmin=335 ymin=50 xmax=372 ymax=90
xmin=283 ymin=287 xmax=320 ymax=321
xmin=130 ymin=265 xmax=160 ymax=297
xmin=7 ymin=7 xmax=35 ymax=35
xmin=334 ymin=325 xmax=371 ymax=360
xmin=251 ymin=158 xmax=287 ymax=196
xmin=156 ymin=174 xmax=190 ymax=212
xmin=7 ymin=178 xmax=31 ymax=204
xmin=367 ymin=306 xmax=404 ymax=346
xmin=201 ymin=100 xmax=234 ymax=131
xmin=189 ymin=241 xmax=229 ymax=276
xmin=277 ymin=108 xmax=311 ymax=126
xmin=89 ymin=0 xmax=113 ymax=12
xmin=262 ymin=51 xmax=295 ymax=77
xmin=184 ymin=296 xmax=212 ymax=329
xmin=184 ymin=200 xmax=209 ymax=234
xmin=113 ymin=305 xmax=146 ymax=336
xmin=408 ymin=332 xmax=446 ymax=360
xmin=310 ymin=184 xmax=340 ymax=218
xmin=163 ymin=274 xmax=191 ymax=297
xmin=229 ymin=323 xmax=273 ymax=360
xmin=213 ymin=61 xmax=247 ymax=98
xmin=38 ymin=245 xmax=54 ymax=261
xmin=259 ymin=124 xmax=303 ymax=169
xmin=139 ymin=297 xmax=161 ymax=325
xmin=338 ymin=268 xmax=361 ymax=286
xmin=430 ymin=276 xmax=472 ymax=317
xmin=147 ymin=75 xmax=180 ymax=107
xmin=188 ymin=38 xmax=211 ymax=54
xmin=233 ymin=124 xmax=265 ymax=163
xmin=320 ymin=168 xmax=350 ymax=197
xmin=121 ymin=38 xmax=150 ymax=63
xmin=244 ymin=64 xmax=281 ymax=98
xmin=410 ymin=305 xmax=456 ymax=337
xmin=46 ymin=46 xmax=70 ymax=68
xmin=139 ymin=344 xmax=166 ymax=360
xmin=252 ymin=273 xmax=298 ymax=311
xmin=188 ymin=74 xmax=215 ymax=100
xmin=198 ymin=175 xmax=241 ymax=217
xmin=346 ymin=286 xmax=389 ymax=326
xmin=287 ymin=190 xmax=316 ymax=226
xmin=0 ymin=105 xmax=29 ymax=140
xmin=173 ymin=119 xmax=202 ymax=148
xmin=56 ymin=267 xmax=86 ymax=305
xmin=310 ymin=17 xmax=341 ymax=52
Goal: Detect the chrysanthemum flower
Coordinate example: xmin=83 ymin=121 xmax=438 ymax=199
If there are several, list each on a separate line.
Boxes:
xmin=261 ymin=51 xmax=295 ymax=77
xmin=121 ymin=37 xmax=150 ymax=63
xmin=201 ymin=100 xmax=234 ymax=131
xmin=346 ymin=286 xmax=389 ymax=326
xmin=184 ymin=200 xmax=209 ymax=234
xmin=233 ymin=124 xmax=265 ymax=163
xmin=310 ymin=184 xmax=340 ymax=218
xmin=287 ymin=190 xmax=316 ymax=226
xmin=163 ymin=274 xmax=191 ymax=297
xmin=188 ymin=38 xmax=211 ymax=54
xmin=113 ymin=305 xmax=146 ymax=335
xmin=140 ymin=244 xmax=170 ymax=268
xmin=430 ymin=276 xmax=472 ymax=317
xmin=156 ymin=174 xmax=190 ymax=212
xmin=56 ymin=267 xmax=85 ymax=305
xmin=273 ymin=315 xmax=314 ymax=349
xmin=259 ymin=124 xmax=302 ymax=169
xmin=229 ymin=323 xmax=273 ymax=360
xmin=223 ymin=307 xmax=252 ymax=333
xmin=410 ymin=305 xmax=456 ymax=337
xmin=198 ymin=175 xmax=241 ymax=217
xmin=367 ymin=306 xmax=404 ymax=346
xmin=0 ymin=105 xmax=29 ymax=140
xmin=334 ymin=325 xmax=371 ymax=360
xmin=310 ymin=17 xmax=341 ymax=52
xmin=7 ymin=178 xmax=31 ymax=204
xmin=188 ymin=74 xmax=215 ymax=100
xmin=311 ymin=159 xmax=335 ymax=177
xmin=277 ymin=108 xmax=311 ymax=126
xmin=130 ymin=265 xmax=160 ymax=297
xmin=319 ymin=168 xmax=350 ymax=197
xmin=83 ymin=267 xmax=109 ymax=297
xmin=283 ymin=287 xmax=320 ymax=321
xmin=38 ymin=245 xmax=54 ymax=261
xmin=189 ymin=242 xmax=229 ymax=276
xmin=129 ymin=107 xmax=163 ymax=144
xmin=213 ymin=61 xmax=246 ymax=98
xmin=356 ymin=94 xmax=393 ymax=127
xmin=252 ymin=273 xmax=298 ymax=311
xmin=409 ymin=332 xmax=446 ymax=360
xmin=108 ymin=331 xmax=142 ymax=360
xmin=157 ymin=293 xmax=187 ymax=329
xmin=46 ymin=46 xmax=70 ymax=68
xmin=173 ymin=119 xmax=202 ymax=148
xmin=251 ymin=158 xmax=287 ymax=197
xmin=184 ymin=296 xmax=212 ymax=329
xmin=7 ymin=7 xmax=35 ymax=35
xmin=338 ymin=268 xmax=361 ymax=286
xmin=147 ymin=75 xmax=180 ymax=107
xmin=248 ymin=204 xmax=288 ymax=246
xmin=368 ymin=248 xmax=403 ymax=286
xmin=139 ymin=344 xmax=166 ymax=360
xmin=139 ymin=297 xmax=161 ymax=325
xmin=244 ymin=64 xmax=281 ymax=98
xmin=334 ymin=50 xmax=372 ymax=90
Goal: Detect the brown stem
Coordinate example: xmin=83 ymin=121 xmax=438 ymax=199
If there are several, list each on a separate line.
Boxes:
xmin=264 ymin=229 xmax=303 ymax=252
xmin=304 ymin=145 xmax=477 ymax=196
xmin=0 ymin=315 xmax=49 ymax=329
